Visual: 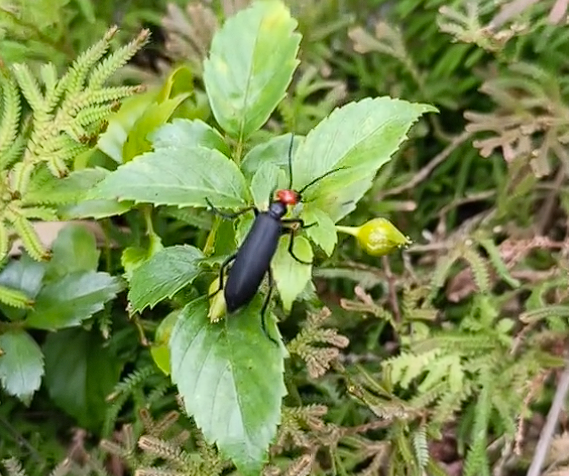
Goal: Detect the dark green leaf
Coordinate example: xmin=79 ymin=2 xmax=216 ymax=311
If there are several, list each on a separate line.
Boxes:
xmin=26 ymin=271 xmax=124 ymax=330
xmin=240 ymin=133 xmax=301 ymax=180
xmin=250 ymin=163 xmax=286 ymax=209
xmin=151 ymin=119 xmax=230 ymax=156
xmin=0 ymin=330 xmax=44 ymax=402
xmin=303 ymin=207 xmax=337 ymax=256
xmin=292 ymin=97 xmax=436 ymax=223
xmin=46 ymin=224 xmax=100 ymax=280
xmin=129 ymin=245 xmax=204 ymax=313
xmin=97 ymin=90 xmax=159 ymax=163
xmin=91 ymin=147 xmax=250 ymax=209
xmin=0 ymin=254 xmax=45 ymax=320
xmin=123 ymin=93 xmax=191 ymax=162
xmin=61 ymin=198 xmax=132 ymax=220
xmin=203 ymin=1 xmax=301 ymax=139
xmin=43 ymin=328 xmax=123 ymax=429
xmin=170 ymin=297 xmax=287 ymax=476
xmin=0 ymin=254 xmax=45 ymax=300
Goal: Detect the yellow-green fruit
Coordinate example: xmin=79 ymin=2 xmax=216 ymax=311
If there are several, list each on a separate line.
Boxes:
xmin=337 ymin=218 xmax=411 ymax=257
xmin=208 ymin=276 xmax=227 ymax=322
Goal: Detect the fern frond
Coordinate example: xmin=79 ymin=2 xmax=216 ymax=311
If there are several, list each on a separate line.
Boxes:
xmin=463 ymin=368 xmax=492 ymax=476
xmin=429 ymin=248 xmax=460 ymax=300
xmin=138 ymin=436 xmax=192 ymax=471
xmin=8 ymin=213 xmax=49 ymax=260
xmin=412 ymin=425 xmax=429 ymax=469
xmin=0 ymin=67 xmax=21 ymax=159
xmin=39 ymin=63 xmax=58 ymax=95
xmin=0 ymin=284 xmax=33 ymax=308
xmin=64 ymin=26 xmax=119 ymax=97
xmin=478 ymin=238 xmax=520 ymax=288
xmin=19 ymin=206 xmax=58 ymax=221
xmin=0 ymin=221 xmax=9 ymax=260
xmin=89 ymin=29 xmax=151 ymax=88
xmin=2 ymin=458 xmax=27 ymax=476
xmin=11 ymin=64 xmax=45 ymax=113
xmin=461 ymin=246 xmax=490 ymax=293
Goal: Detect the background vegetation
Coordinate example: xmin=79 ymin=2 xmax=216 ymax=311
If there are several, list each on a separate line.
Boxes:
xmin=0 ymin=0 xmax=568 ymax=475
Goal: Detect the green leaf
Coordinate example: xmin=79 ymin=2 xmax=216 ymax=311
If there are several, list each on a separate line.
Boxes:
xmin=271 ymin=235 xmax=312 ymax=313
xmin=22 ymin=168 xmax=133 ymax=219
xmin=170 ymin=297 xmax=287 ymax=476
xmin=0 ymin=330 xmax=44 ymax=403
xmin=26 ymin=271 xmax=124 ymax=330
xmin=0 ymin=254 xmax=45 ymax=300
xmin=98 ymin=89 xmax=159 ymax=163
xmin=129 ymin=245 xmax=204 ymax=313
xmin=61 ymin=198 xmax=132 ymax=220
xmin=91 ymin=147 xmax=250 ymax=209
xmin=241 ymin=133 xmax=301 ymax=180
xmin=23 ymin=168 xmax=108 ymax=205
xmin=292 ymin=97 xmax=436 ymax=223
xmin=250 ymin=163 xmax=286 ymax=209
xmin=122 ymin=93 xmax=191 ymax=162
xmin=302 ymin=207 xmax=337 ymax=256
xmin=43 ymin=328 xmax=123 ymax=429
xmin=150 ymin=310 xmax=180 ymax=375
xmin=203 ymin=1 xmax=301 ymax=139
xmin=46 ymin=224 xmax=100 ymax=279
xmin=151 ymin=119 xmax=230 ymax=156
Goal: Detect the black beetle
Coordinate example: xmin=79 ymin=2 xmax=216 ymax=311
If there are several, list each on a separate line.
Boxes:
xmin=206 ymin=138 xmax=343 ymax=342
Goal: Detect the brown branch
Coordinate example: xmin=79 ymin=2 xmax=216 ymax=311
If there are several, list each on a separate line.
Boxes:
xmin=526 ymin=361 xmax=569 ymax=476
xmin=487 ymin=0 xmax=540 ymax=30
xmin=378 ymin=131 xmax=472 ymax=198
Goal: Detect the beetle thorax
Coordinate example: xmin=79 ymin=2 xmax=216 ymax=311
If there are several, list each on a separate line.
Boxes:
xmin=276 ymin=189 xmax=300 ymax=206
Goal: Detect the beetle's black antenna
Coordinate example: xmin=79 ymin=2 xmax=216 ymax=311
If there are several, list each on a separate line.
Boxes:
xmin=297 ymin=166 xmax=346 ymax=197
xmin=287 ymin=134 xmax=294 ymax=190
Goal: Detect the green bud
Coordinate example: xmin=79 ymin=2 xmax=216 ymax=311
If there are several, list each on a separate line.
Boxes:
xmin=208 ymin=276 xmax=226 ymax=322
xmin=337 ymin=218 xmax=411 ymax=257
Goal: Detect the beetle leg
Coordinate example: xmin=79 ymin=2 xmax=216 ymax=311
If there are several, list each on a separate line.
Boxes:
xmin=208 ymin=253 xmax=236 ymax=298
xmin=283 ymin=227 xmax=313 ymax=265
xmin=205 ymin=198 xmax=255 ymax=220
xmin=281 ymin=218 xmax=316 ymax=230
xmin=261 ymin=269 xmax=278 ymax=346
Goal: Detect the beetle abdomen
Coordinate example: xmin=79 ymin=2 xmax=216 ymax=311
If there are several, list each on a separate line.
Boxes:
xmin=224 ymin=213 xmax=281 ymax=312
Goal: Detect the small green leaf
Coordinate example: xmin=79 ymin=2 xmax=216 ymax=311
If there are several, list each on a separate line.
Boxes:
xmin=241 ymin=133 xmax=301 ymax=180
xmin=23 ymin=168 xmax=108 ymax=205
xmin=170 ymin=297 xmax=287 ymax=476
xmin=302 ymin=207 xmax=337 ymax=256
xmin=129 ymin=245 xmax=204 ymax=313
xmin=122 ymin=93 xmax=191 ymax=162
xmin=98 ymin=89 xmax=159 ymax=163
xmin=0 ymin=330 xmax=44 ymax=403
xmin=22 ymin=168 xmax=133 ymax=219
xmin=272 ymin=235 xmax=312 ymax=312
xmin=43 ymin=328 xmax=123 ymax=429
xmin=26 ymin=271 xmax=124 ymax=330
xmin=250 ymin=163 xmax=286 ymax=209
xmin=47 ymin=224 xmax=100 ymax=279
xmin=203 ymin=1 xmax=301 ymax=139
xmin=61 ymin=198 xmax=132 ymax=219
xmin=293 ymin=97 xmax=436 ymax=223
xmin=91 ymin=147 xmax=250 ymax=209
xmin=150 ymin=310 xmax=180 ymax=375
xmin=151 ymin=119 xmax=230 ymax=156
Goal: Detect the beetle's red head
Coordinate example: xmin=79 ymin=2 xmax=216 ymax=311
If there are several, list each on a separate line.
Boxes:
xmin=276 ymin=189 xmax=300 ymax=206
